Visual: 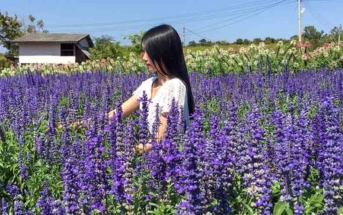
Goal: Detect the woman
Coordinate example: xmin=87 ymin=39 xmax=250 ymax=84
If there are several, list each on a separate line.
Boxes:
xmin=68 ymin=24 xmax=194 ymax=152
xmin=108 ymin=24 xmax=194 ymax=152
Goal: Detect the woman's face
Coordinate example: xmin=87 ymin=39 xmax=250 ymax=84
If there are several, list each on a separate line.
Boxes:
xmin=141 ymin=51 xmax=158 ymax=73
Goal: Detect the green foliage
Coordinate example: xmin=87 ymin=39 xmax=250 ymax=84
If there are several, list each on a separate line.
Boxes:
xmin=124 ymin=31 xmax=145 ymax=55
xmin=0 ymin=53 xmax=11 ymax=70
xmin=303 ymin=25 xmax=325 ymax=49
xmin=0 ymin=11 xmax=23 ymax=57
xmin=243 ymin=39 xmax=251 ymax=45
xmin=22 ymin=14 xmax=48 ymax=34
xmin=188 ymin=40 xmax=197 ymax=46
xmin=253 ymin=38 xmax=263 ymax=44
xmin=265 ymin=37 xmax=276 ymax=44
xmin=0 ymin=12 xmax=47 ymax=57
xmin=89 ymin=35 xmax=123 ymax=60
xmin=198 ymin=38 xmax=214 ymax=46
xmin=235 ymin=38 xmax=244 ymax=45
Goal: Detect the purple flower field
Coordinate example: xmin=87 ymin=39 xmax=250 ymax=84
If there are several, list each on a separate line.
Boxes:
xmin=0 ymin=69 xmax=342 ymax=214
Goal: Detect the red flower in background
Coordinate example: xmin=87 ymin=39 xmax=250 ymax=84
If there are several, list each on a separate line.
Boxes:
xmin=323 ymin=43 xmax=330 ymax=49
xmin=304 ymin=41 xmax=311 ymax=48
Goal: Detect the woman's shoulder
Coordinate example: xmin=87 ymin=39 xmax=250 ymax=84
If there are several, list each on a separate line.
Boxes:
xmin=139 ymin=76 xmax=157 ymax=89
xmin=165 ymin=78 xmax=186 ymax=90
xmin=133 ymin=76 xmax=156 ymax=97
xmin=142 ymin=76 xmax=157 ymax=84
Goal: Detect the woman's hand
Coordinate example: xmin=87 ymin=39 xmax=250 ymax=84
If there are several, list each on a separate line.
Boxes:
xmin=49 ymin=120 xmax=88 ymax=133
xmin=135 ymin=143 xmax=152 ymax=154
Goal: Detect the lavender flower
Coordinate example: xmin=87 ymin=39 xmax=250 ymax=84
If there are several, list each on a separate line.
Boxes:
xmin=151 ymin=103 xmax=161 ymax=139
xmin=138 ymin=90 xmax=150 ymax=147
xmin=244 ymin=106 xmax=272 ymax=214
xmin=2 ymin=198 xmax=8 ymax=215
xmin=61 ymin=138 xmax=81 ymax=214
xmin=81 ymin=121 xmax=107 ymax=212
xmin=163 ymin=99 xmax=182 ymax=185
xmin=272 ymin=110 xmax=292 ymax=202
xmin=18 ymin=151 xmax=28 ymax=181
xmin=123 ymin=120 xmax=137 ymax=214
xmin=59 ymin=106 xmax=70 ymax=162
xmin=316 ymin=96 xmax=343 ymax=214
xmin=110 ymin=101 xmax=126 ymax=205
xmin=208 ymin=114 xmax=232 ymax=214
xmin=14 ymin=196 xmax=25 ymax=215
xmin=176 ymin=110 xmax=207 ymax=214
xmin=6 ymin=183 xmax=20 ymax=198
xmin=203 ymin=114 xmax=221 ymax=202
xmin=36 ymin=182 xmax=55 ymax=215
xmin=146 ymin=103 xmax=168 ymax=200
xmin=291 ymin=109 xmax=311 ymax=213
xmin=52 ymin=200 xmax=67 ymax=215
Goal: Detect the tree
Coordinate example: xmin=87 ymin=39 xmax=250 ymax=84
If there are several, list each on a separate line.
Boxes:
xmin=188 ymin=40 xmax=197 ymax=46
xmin=303 ymin=25 xmax=324 ymax=48
xmin=123 ymin=31 xmax=145 ymax=54
xmin=330 ymin=25 xmax=343 ymax=42
xmin=290 ymin=35 xmax=298 ymax=41
xmin=264 ymin=37 xmax=275 ymax=44
xmin=199 ymin=39 xmax=208 ymax=46
xmin=0 ymin=11 xmax=23 ymax=57
xmin=205 ymin=40 xmax=213 ymax=46
xmin=0 ymin=12 xmax=48 ymax=57
xmin=89 ymin=35 xmax=122 ymax=60
xmin=253 ymin=38 xmax=262 ymax=44
xmin=0 ymin=53 xmax=11 ymax=69
xmin=21 ymin=14 xmax=48 ymax=33
xmin=235 ymin=38 xmax=243 ymax=45
xmin=243 ymin=39 xmax=250 ymax=45
xmin=215 ymin=40 xmax=229 ymax=45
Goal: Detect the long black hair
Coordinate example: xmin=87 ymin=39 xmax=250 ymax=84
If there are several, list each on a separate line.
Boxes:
xmin=142 ymin=24 xmax=195 ymax=115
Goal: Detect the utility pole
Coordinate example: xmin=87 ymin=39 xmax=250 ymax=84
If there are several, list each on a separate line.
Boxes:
xmin=183 ymin=27 xmax=185 ymax=47
xmin=298 ymin=0 xmax=302 ymax=42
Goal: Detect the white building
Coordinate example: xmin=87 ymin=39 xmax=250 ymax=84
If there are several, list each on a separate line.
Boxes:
xmin=13 ymin=33 xmax=94 ymax=64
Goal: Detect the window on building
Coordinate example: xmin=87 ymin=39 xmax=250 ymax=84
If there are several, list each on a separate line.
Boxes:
xmin=61 ymin=43 xmax=74 ymax=56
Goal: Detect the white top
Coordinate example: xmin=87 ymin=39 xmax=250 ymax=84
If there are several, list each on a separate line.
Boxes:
xmin=132 ymin=76 xmax=190 ymax=134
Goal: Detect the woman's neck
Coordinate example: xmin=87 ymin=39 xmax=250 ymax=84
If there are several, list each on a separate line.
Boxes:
xmin=156 ymin=73 xmax=172 ymax=86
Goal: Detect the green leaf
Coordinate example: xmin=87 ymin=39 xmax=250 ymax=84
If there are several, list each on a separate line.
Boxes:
xmin=273 ymin=201 xmax=287 ymax=215
xmin=271 ymin=180 xmax=281 ymax=196
xmin=338 ymin=207 xmax=343 ymax=215
xmin=242 ymin=202 xmax=255 ymax=215
xmin=285 ymin=207 xmax=293 ymax=215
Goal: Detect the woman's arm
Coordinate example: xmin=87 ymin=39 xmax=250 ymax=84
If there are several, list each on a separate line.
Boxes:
xmin=108 ymin=95 xmax=140 ymax=119
xmin=61 ymin=95 xmax=141 ymax=129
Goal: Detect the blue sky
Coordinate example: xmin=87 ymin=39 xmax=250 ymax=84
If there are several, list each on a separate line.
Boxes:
xmin=1 ymin=0 xmax=342 ymax=53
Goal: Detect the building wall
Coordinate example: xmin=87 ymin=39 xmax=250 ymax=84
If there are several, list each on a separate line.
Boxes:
xmin=19 ymin=43 xmax=76 ymax=64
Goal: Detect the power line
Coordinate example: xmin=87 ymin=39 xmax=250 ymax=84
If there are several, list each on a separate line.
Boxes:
xmin=185 ymin=28 xmax=211 ymax=41
xmin=185 ymin=0 xmax=293 ymax=35
xmin=186 ymin=0 xmax=327 ymax=37
xmin=47 ymin=0 xmax=289 ymax=33
xmin=46 ymin=0 xmax=281 ymax=29
xmin=303 ymin=0 xmax=335 ymax=31
xmin=189 ymin=0 xmax=293 ymax=33
xmin=50 ymin=2 xmax=289 ymax=34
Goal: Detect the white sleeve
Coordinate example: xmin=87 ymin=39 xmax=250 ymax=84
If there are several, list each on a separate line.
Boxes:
xmin=132 ymin=78 xmax=151 ymax=98
xmin=132 ymin=82 xmax=144 ymax=98
xmin=160 ymin=79 xmax=187 ymax=114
